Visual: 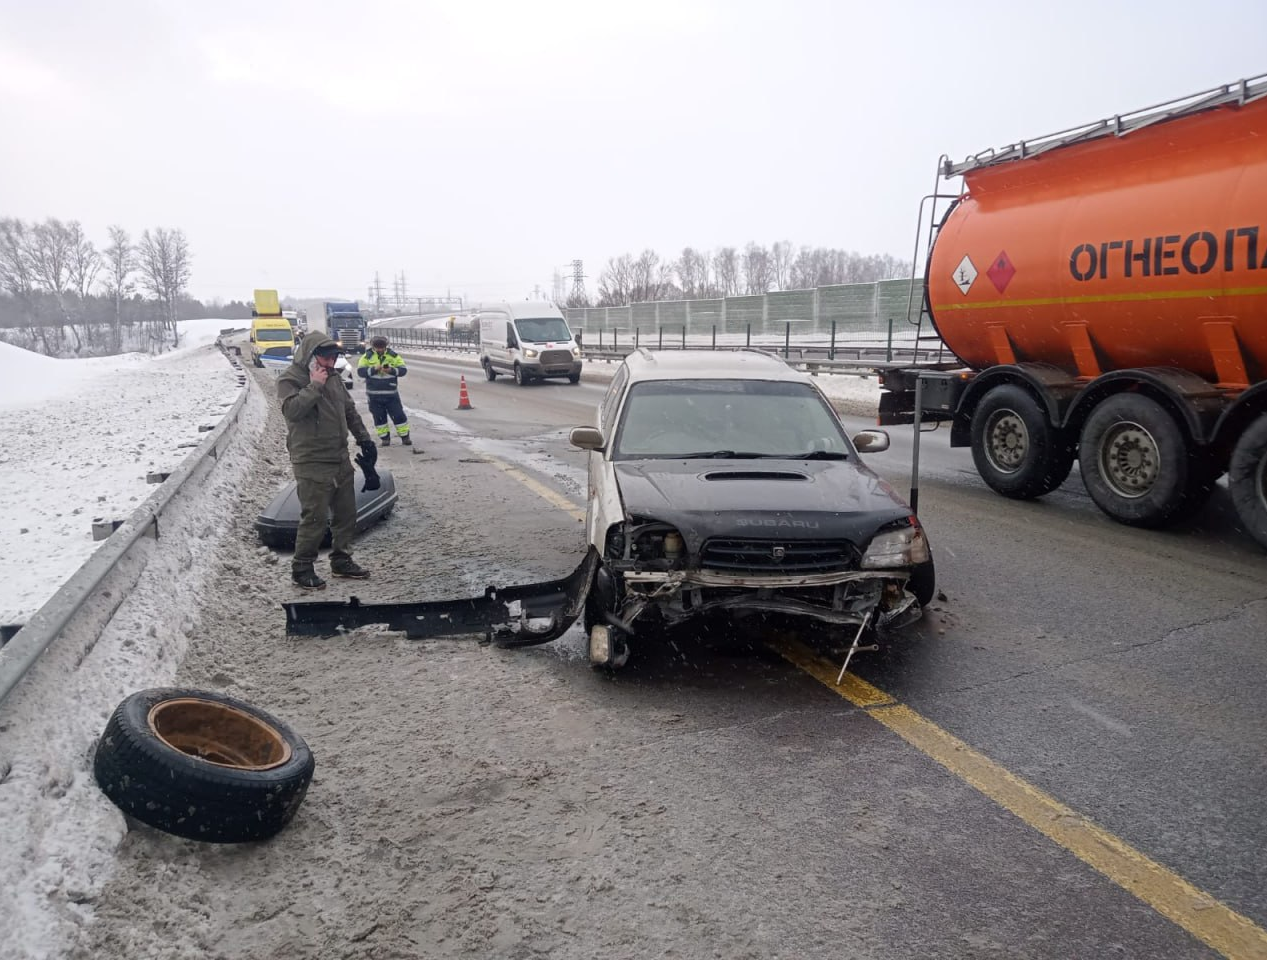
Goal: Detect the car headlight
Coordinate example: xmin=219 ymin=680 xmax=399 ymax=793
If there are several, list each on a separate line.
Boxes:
xmin=861 ymin=521 xmax=930 ymax=569
xmin=572 ymin=347 xmax=581 ymax=357
xmin=524 ymin=348 xmax=539 ymax=359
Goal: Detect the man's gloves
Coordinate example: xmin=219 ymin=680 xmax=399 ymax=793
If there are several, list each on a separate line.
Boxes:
xmin=355 ymin=440 xmax=381 ymax=492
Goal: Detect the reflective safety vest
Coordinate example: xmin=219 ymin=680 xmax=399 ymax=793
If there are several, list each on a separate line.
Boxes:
xmin=357 ymin=348 xmax=407 ymax=395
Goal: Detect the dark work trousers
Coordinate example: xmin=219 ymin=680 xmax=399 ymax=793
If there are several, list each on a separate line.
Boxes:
xmin=293 ymin=458 xmax=357 ymax=571
xmin=368 ymin=393 xmax=410 ymax=438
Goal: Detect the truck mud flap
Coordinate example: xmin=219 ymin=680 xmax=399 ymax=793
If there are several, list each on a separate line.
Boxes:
xmin=283 ymin=549 xmax=598 ymax=647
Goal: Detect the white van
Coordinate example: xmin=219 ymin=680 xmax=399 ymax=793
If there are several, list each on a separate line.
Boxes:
xmin=477 ymin=301 xmax=583 ymax=386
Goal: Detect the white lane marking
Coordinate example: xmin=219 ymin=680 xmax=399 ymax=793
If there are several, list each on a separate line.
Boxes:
xmin=1068 ymin=700 xmax=1134 ymax=737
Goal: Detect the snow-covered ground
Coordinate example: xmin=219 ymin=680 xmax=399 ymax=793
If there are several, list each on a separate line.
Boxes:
xmin=0 ymin=320 xmax=244 ymax=626
xmin=0 ymin=320 xmax=269 ymax=960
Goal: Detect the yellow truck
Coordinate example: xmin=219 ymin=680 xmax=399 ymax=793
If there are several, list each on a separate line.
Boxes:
xmin=249 ymin=289 xmax=295 ymax=368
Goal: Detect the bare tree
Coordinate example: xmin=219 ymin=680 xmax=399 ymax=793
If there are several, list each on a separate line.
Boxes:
xmin=771 ymin=240 xmax=794 ymax=290
xmin=137 ymin=227 xmax=192 ymax=346
xmin=675 ymin=247 xmax=714 ymax=299
xmin=713 ymin=247 xmax=740 ymax=297
xmin=67 ymin=221 xmax=101 ymax=302
xmin=630 ymin=249 xmax=664 ymax=303
xmin=596 ymin=253 xmax=634 ymax=306
xmin=0 ymin=218 xmax=45 ymax=350
xmin=742 ymin=242 xmax=773 ymax=295
xmin=102 ymin=226 xmax=135 ymax=351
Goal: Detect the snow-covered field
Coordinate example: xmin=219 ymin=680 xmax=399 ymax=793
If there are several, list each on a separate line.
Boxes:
xmin=0 ymin=320 xmax=244 ymax=626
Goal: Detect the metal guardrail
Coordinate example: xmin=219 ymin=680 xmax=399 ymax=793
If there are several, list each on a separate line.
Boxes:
xmin=0 ymin=343 xmax=253 ymax=707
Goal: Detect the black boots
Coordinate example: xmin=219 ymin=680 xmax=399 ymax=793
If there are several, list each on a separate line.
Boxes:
xmin=292 ymin=566 xmax=327 ymax=591
xmin=400 ymin=435 xmax=412 ymax=446
xmin=380 ymin=436 xmax=390 ymax=447
xmin=331 ymin=558 xmax=370 ymax=579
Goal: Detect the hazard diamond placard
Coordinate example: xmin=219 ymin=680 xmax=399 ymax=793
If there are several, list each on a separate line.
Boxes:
xmin=953 ymin=255 xmax=977 ymax=295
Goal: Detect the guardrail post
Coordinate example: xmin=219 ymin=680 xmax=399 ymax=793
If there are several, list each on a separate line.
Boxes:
xmin=681 ymin=325 xmax=686 ymax=350
xmin=711 ymin=325 xmax=716 ymax=350
xmin=635 ymin=328 xmax=640 ymax=349
xmin=599 ymin=328 xmax=604 ymax=350
xmin=746 ymin=323 xmax=751 ymax=347
xmin=784 ymin=321 xmax=790 ymax=359
xmin=613 ymin=329 xmax=618 ymax=351
xmin=830 ymin=321 xmax=837 ymax=360
xmin=658 ymin=327 xmax=663 ymax=350
xmin=886 ymin=317 xmax=894 ymax=362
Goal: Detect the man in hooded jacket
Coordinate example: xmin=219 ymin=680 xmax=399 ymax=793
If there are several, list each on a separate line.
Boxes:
xmin=277 ymin=333 xmax=378 ymax=590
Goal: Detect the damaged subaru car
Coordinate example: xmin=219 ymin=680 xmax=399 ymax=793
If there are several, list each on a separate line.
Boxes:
xmin=571 ymin=349 xmax=934 ymax=667
xmin=283 ymin=349 xmax=933 ymax=671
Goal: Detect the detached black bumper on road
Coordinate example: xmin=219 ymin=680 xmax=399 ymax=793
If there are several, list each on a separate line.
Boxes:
xmin=283 ymin=549 xmax=598 ymax=646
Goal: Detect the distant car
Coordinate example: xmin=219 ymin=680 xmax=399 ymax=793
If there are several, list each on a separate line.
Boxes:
xmin=334 ymin=354 xmax=355 ymax=390
xmin=570 ymin=349 xmax=935 ymax=668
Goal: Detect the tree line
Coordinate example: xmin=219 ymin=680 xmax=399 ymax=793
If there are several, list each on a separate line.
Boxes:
xmin=577 ymin=243 xmax=912 ymax=308
xmin=0 ymin=216 xmax=204 ymax=356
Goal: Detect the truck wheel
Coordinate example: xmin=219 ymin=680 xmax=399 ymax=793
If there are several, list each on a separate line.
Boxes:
xmin=93 ymin=688 xmax=315 ymax=844
xmin=970 ymin=385 xmax=1074 ymax=498
xmin=483 ymin=360 xmax=497 ymax=381
xmin=514 ymin=363 xmax=528 ymax=386
xmin=1078 ymin=394 xmax=1199 ymax=528
xmin=1229 ymin=414 xmax=1267 ymax=550
xmin=568 ymin=373 xmax=581 ymax=384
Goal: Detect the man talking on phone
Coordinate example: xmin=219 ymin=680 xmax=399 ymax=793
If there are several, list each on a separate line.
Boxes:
xmin=276 ymin=333 xmax=378 ymax=591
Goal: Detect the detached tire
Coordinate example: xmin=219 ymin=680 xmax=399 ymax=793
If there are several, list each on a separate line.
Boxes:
xmin=1078 ymin=393 xmax=1200 ymax=528
xmin=970 ymin=384 xmax=1074 ymax=498
xmin=93 ymin=688 xmax=315 ymax=844
xmin=1230 ymin=414 xmax=1267 ymax=551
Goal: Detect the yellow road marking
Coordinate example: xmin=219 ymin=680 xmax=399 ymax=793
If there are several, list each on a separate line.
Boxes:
xmin=934 ymin=284 xmax=1267 ymax=312
xmin=772 ymin=637 xmax=1267 ymax=960
xmin=484 ymin=455 xmax=586 ymax=522
xmin=483 ymin=440 xmax=1267 ymax=959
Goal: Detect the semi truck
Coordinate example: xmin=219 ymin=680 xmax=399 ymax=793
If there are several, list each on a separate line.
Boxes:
xmin=296 ymin=299 xmax=368 ymax=353
xmin=880 ymin=74 xmax=1267 ymax=550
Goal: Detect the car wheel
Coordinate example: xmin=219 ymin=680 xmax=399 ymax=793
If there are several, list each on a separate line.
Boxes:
xmin=568 ymin=373 xmax=581 ymax=384
xmin=514 ymin=363 xmax=528 ymax=386
xmin=93 ymin=688 xmax=315 ymax=843
xmin=970 ymin=384 xmax=1073 ymax=498
xmin=907 ymin=558 xmax=936 ymax=607
xmin=1229 ymin=413 xmax=1267 ymax=551
xmin=1078 ymin=393 xmax=1201 ymax=527
xmin=484 ymin=360 xmax=497 ymax=381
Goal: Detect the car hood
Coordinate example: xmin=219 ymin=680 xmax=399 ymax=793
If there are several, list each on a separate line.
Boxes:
xmin=613 ymin=458 xmax=912 ymax=550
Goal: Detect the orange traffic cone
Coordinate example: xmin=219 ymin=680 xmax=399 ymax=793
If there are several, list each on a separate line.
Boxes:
xmin=456 ymin=375 xmax=473 ymax=410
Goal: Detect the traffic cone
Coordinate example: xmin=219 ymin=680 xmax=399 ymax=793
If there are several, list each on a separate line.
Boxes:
xmin=456 ymin=375 xmax=473 ymax=410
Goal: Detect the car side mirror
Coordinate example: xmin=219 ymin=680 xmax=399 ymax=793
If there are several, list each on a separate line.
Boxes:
xmin=570 ymin=426 xmax=605 ymax=451
xmin=852 ymin=429 xmax=890 ymax=453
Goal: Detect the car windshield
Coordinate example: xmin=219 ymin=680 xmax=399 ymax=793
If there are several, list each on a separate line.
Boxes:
xmin=256 ymin=328 xmax=292 ymax=341
xmin=514 ymin=317 xmax=571 ymax=343
xmin=612 ymin=379 xmax=852 ymax=460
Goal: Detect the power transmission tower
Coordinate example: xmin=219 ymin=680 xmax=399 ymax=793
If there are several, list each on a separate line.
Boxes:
xmin=570 ymin=259 xmax=586 ymax=303
xmin=373 ymin=272 xmax=384 ymax=313
xmin=552 ymin=268 xmax=565 ymax=303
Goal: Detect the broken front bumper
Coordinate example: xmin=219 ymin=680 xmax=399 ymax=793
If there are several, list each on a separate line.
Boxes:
xmin=284 ymin=549 xmax=598 ymax=645
xmin=614 ymin=567 xmax=921 ymax=632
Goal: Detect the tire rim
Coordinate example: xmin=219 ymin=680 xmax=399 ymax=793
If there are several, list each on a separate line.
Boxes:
xmin=984 ymin=409 xmax=1029 ymax=474
xmin=148 ymin=698 xmax=292 ymax=770
xmin=1099 ymin=420 xmax=1159 ymax=499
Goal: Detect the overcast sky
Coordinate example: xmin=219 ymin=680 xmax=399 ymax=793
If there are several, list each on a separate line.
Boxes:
xmin=2 ymin=0 xmax=1264 ymax=304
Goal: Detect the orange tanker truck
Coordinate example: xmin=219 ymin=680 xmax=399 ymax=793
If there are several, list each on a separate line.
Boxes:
xmin=881 ymin=74 xmax=1267 ymax=550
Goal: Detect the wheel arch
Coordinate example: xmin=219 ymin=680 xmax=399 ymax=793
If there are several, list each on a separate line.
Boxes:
xmin=952 ymin=364 xmax=1079 ymax=447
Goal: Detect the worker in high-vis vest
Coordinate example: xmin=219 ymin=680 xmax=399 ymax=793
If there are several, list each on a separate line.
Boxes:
xmin=357 ymin=335 xmax=411 ymax=446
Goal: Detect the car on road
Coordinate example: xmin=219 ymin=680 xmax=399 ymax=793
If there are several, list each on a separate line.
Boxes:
xmin=570 ymin=348 xmax=935 ymax=667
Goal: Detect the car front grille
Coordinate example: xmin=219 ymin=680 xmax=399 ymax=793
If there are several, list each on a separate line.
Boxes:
xmin=700 ymin=538 xmax=860 ymax=573
xmin=539 ymin=349 xmax=573 ymax=367
xmin=263 ymin=346 xmax=291 ymax=357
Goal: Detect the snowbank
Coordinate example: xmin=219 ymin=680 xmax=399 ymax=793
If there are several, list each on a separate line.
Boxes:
xmin=0 ymin=323 xmax=244 ymax=625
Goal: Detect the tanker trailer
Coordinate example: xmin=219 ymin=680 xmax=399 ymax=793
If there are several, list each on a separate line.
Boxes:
xmin=880 ymin=74 xmax=1267 ymax=550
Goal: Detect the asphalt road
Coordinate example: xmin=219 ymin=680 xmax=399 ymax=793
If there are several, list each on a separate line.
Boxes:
xmin=396 ymin=357 xmax=1267 ymax=952
xmin=80 ymin=356 xmax=1267 ymax=959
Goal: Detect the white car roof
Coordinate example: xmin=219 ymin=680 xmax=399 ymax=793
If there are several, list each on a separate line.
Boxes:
xmin=474 ymin=300 xmax=566 ymax=320
xmin=621 ymin=348 xmax=810 ymax=384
